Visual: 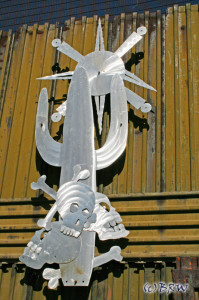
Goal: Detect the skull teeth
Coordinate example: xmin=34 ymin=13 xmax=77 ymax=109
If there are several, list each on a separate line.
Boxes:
xmin=27 ymin=241 xmax=34 ymax=248
xmin=60 ymin=225 xmax=80 ymax=238
xmin=31 ymin=253 xmax=37 ymax=260
xmin=36 ymin=246 xmax=42 ymax=253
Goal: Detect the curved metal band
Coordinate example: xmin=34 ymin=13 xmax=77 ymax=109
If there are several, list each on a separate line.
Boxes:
xmin=35 ymin=88 xmax=62 ymax=166
xmin=96 ymin=74 xmax=128 ymax=170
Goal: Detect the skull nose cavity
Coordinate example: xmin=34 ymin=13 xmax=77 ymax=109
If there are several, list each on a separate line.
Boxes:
xmin=75 ymin=219 xmax=80 ymax=226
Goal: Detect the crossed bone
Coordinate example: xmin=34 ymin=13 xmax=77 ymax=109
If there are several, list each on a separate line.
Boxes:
xmin=31 ymin=175 xmax=129 ymax=239
xmin=43 ymin=246 xmax=123 ymax=289
xmin=31 ymin=175 xmax=125 ymax=288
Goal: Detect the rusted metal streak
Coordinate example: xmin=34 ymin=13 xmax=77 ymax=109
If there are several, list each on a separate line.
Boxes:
xmin=173 ymin=257 xmax=199 ymax=300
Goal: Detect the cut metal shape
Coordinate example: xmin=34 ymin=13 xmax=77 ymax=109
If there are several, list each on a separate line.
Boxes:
xmin=124 ymin=69 xmax=156 ymax=91
xmin=93 ymin=246 xmax=123 ymax=268
xmin=20 ymin=19 xmax=155 ymax=288
xmin=95 ymin=18 xmax=104 ymax=52
xmin=35 ymin=88 xmax=62 ymax=166
xmin=38 ymin=21 xmax=154 ymax=130
xmin=43 ymin=268 xmax=61 ymax=290
xmin=88 ymin=192 xmax=129 ymax=241
xmin=52 ymin=39 xmax=83 ymax=62
xmin=37 ymin=71 xmax=74 ymax=80
xmin=95 ymin=95 xmax=105 ymax=134
xmin=51 ymin=101 xmax=67 ymax=122
xmin=114 ymin=30 xmax=142 ymax=58
xmin=96 ymin=74 xmax=128 ymax=170
xmin=19 ymin=222 xmax=82 ymax=269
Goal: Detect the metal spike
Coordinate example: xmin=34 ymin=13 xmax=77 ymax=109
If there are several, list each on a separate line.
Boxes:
xmin=95 ymin=95 xmax=105 ymax=135
xmin=95 ymin=19 xmax=104 ymax=52
xmin=98 ymin=95 xmax=105 ymax=134
xmin=124 ymin=70 xmax=156 ymax=91
xmin=125 ymin=87 xmax=151 ymax=112
xmin=114 ymin=31 xmax=143 ymax=58
xmin=52 ymin=39 xmax=83 ymax=62
xmin=95 ymin=96 xmax=100 ymax=116
xmin=37 ymin=71 xmax=74 ymax=80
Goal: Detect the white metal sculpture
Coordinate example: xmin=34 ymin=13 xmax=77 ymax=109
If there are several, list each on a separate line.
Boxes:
xmin=19 ymin=19 xmax=155 ymax=288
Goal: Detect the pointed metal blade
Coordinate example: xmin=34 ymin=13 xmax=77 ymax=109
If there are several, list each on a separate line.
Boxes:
xmin=124 ymin=70 xmax=156 ymax=91
xmin=35 ymin=88 xmax=62 ymax=166
xmin=114 ymin=32 xmax=142 ymax=58
xmin=99 ymin=95 xmax=105 ymax=134
xmin=95 ymin=95 xmax=100 ymax=116
xmin=125 ymin=87 xmax=151 ymax=112
xmin=52 ymin=39 xmax=83 ymax=62
xmin=95 ymin=95 xmax=105 ymax=135
xmin=96 ymin=75 xmax=128 ymax=170
xmin=125 ymin=87 xmax=145 ymax=109
xmin=37 ymin=71 xmax=74 ymax=80
xmin=95 ymin=18 xmax=105 ymax=52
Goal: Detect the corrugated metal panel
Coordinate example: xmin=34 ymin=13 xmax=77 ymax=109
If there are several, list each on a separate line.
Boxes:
xmin=1 ymin=191 xmax=199 ymax=259
xmin=0 ymin=261 xmax=175 ymax=300
xmin=0 ymin=6 xmax=198 ymax=197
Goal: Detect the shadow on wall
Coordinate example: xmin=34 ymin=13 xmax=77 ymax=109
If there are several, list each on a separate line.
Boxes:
xmin=19 ymin=260 xmax=126 ymax=299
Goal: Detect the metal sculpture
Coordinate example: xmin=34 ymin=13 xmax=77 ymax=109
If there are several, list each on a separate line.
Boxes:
xmin=20 ymin=19 xmax=155 ymax=288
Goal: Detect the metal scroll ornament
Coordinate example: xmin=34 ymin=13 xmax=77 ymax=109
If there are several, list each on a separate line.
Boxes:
xmin=19 ymin=20 xmax=155 ymax=288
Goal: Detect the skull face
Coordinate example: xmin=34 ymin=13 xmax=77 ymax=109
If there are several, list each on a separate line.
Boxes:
xmin=57 ymin=181 xmax=96 ymax=237
xmin=19 ymin=222 xmax=81 ymax=269
xmin=62 ymin=201 xmax=95 ymax=235
xmin=86 ymin=192 xmax=129 ymax=241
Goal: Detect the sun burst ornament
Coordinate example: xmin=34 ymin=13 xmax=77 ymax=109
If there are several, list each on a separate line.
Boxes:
xmin=38 ymin=19 xmax=155 ymax=134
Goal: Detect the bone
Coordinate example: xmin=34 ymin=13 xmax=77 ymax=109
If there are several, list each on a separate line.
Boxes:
xmin=37 ymin=204 xmax=57 ymax=230
xmin=93 ymin=246 xmax=123 ymax=268
xmin=31 ymin=175 xmax=57 ymax=200
xmin=31 ymin=176 xmax=58 ymax=229
xmin=43 ymin=268 xmax=61 ymax=289
xmin=72 ymin=165 xmax=90 ymax=182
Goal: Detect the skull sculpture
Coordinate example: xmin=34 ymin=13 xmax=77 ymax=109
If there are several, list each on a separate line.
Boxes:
xmin=57 ymin=181 xmax=96 ymax=238
xmin=20 ymin=171 xmax=97 ymax=269
xmin=19 ymin=222 xmax=81 ymax=269
xmin=87 ymin=192 xmax=129 ymax=240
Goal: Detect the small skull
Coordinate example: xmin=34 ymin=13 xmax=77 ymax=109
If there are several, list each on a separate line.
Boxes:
xmin=87 ymin=192 xmax=129 ymax=241
xmin=57 ymin=181 xmax=96 ymax=237
xmin=19 ymin=222 xmax=81 ymax=269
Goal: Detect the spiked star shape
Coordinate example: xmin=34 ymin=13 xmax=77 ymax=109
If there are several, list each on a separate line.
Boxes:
xmin=38 ymin=19 xmax=156 ymax=134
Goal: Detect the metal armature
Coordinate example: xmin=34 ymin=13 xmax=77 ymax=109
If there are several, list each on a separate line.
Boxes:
xmin=20 ymin=19 xmax=155 ymax=288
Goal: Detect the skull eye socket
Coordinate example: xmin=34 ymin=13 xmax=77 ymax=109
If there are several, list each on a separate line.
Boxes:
xmin=82 ymin=208 xmax=89 ymax=216
xmin=70 ymin=203 xmax=79 ymax=213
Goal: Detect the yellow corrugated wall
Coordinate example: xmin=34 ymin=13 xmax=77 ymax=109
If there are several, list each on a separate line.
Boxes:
xmin=0 ymin=4 xmax=199 ymax=299
xmin=0 ymin=261 xmax=175 ymax=300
